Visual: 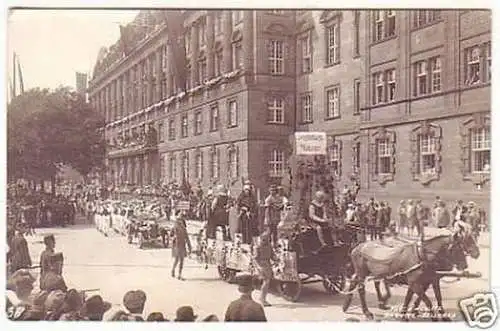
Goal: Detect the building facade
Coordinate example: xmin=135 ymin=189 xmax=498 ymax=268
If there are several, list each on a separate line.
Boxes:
xmin=89 ymin=10 xmax=491 ymax=210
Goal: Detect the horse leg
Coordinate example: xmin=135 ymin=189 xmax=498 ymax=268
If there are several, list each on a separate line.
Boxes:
xmin=431 ymin=277 xmax=448 ymax=320
xmin=411 ymin=283 xmax=435 ymax=321
xmin=400 ymin=288 xmax=416 ymax=321
xmin=374 ymin=280 xmax=390 ymax=310
xmin=342 ymin=274 xmax=358 ymax=312
xmin=358 ymin=281 xmax=374 ymax=320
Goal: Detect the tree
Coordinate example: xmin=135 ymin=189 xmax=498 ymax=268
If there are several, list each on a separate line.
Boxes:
xmin=7 ymin=87 xmax=105 ymax=193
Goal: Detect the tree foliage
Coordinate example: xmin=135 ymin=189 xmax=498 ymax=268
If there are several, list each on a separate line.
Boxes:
xmin=7 ymin=87 xmax=105 ymax=185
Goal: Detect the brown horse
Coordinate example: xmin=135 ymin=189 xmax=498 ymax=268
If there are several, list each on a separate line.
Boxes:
xmin=342 ymin=221 xmax=480 ymax=320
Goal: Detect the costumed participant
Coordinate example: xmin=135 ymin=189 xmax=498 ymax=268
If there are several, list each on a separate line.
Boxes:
xmin=39 ymin=234 xmax=55 ymax=279
xmin=40 ymin=252 xmax=67 ymax=293
xmin=10 ymin=226 xmax=32 ymax=272
xmin=208 ymin=185 xmax=231 ymax=241
xmin=253 ymin=230 xmax=276 ymax=307
xmin=171 ymin=215 xmax=192 ymax=280
xmin=264 ymin=185 xmax=283 ymax=247
xmin=308 ymin=191 xmax=331 ymax=248
xmin=236 ymin=182 xmax=258 ymax=245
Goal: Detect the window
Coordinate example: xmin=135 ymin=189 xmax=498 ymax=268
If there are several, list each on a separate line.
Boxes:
xmin=353 ymin=10 xmax=360 ymax=57
xmin=269 ymin=40 xmax=284 ymax=75
xmin=373 ymin=72 xmax=384 ymax=104
xmin=160 ymin=155 xmax=166 ymax=179
xmin=195 ymin=152 xmax=203 ymax=179
xmin=268 ymin=97 xmax=285 ymax=124
xmin=353 ymin=79 xmax=361 ymax=115
xmin=181 ymin=114 xmax=188 ymax=138
xmin=301 ymin=93 xmax=313 ymax=123
xmin=326 ymin=24 xmax=340 ymax=65
xmin=419 ymin=134 xmax=437 ymax=175
xmin=228 ymin=100 xmax=238 ymax=127
xmin=374 ymin=11 xmax=384 ymax=42
xmin=326 ymin=87 xmax=340 ymax=119
xmin=182 ymin=153 xmax=189 ymax=180
xmin=194 ymin=110 xmax=202 ymax=135
xmin=168 ymin=118 xmax=176 ymax=140
xmin=232 ymin=42 xmax=243 ymax=70
xmin=169 ymin=155 xmax=177 ymax=180
xmin=269 ymin=149 xmax=285 ymax=177
xmin=415 ymin=61 xmax=427 ymax=96
xmin=215 ymin=48 xmax=223 ymax=76
xmin=198 ymin=58 xmax=207 ymax=83
xmin=300 ymin=33 xmax=312 ymax=73
xmin=413 ymin=10 xmax=441 ymax=28
xmin=386 ymin=69 xmax=396 ymax=101
xmin=377 ymin=139 xmax=392 ymax=175
xmin=329 ymin=144 xmax=340 ymax=176
xmin=431 ymin=57 xmax=442 ymax=92
xmin=373 ymin=10 xmax=396 ymax=42
xmin=466 ymin=46 xmax=481 ymax=85
xmin=210 ymin=149 xmax=219 ymax=178
xmin=210 ymin=104 xmax=219 ymax=131
xmin=471 ymin=127 xmax=490 ymax=173
xmin=215 ymin=12 xmax=223 ymax=35
xmin=198 ymin=18 xmax=206 ymax=46
xmin=486 ymin=43 xmax=491 ymax=82
xmin=386 ymin=10 xmax=396 ymax=37
xmin=158 ymin=122 xmax=164 ymax=142
xmin=353 ymin=141 xmax=361 ymax=173
xmin=232 ymin=11 xmax=243 ymax=25
xmin=186 ymin=64 xmax=192 ymax=90
xmin=228 ymin=148 xmax=239 ymax=178
xmin=185 ymin=31 xmax=191 ymax=53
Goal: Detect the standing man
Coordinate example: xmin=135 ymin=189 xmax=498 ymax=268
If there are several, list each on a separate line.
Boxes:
xmin=253 ymin=230 xmax=276 ymax=307
xmin=208 ymin=185 xmax=231 ymax=241
xmin=171 ymin=215 xmax=192 ymax=280
xmin=366 ymin=198 xmax=378 ymax=241
xmin=264 ymin=185 xmax=283 ymax=247
xmin=40 ymin=234 xmax=55 ymax=279
xmin=224 ymin=273 xmax=267 ymax=321
xmin=236 ymin=182 xmax=258 ymax=245
xmin=40 ymin=252 xmax=67 ymax=292
xmin=10 ymin=226 xmax=32 ymax=273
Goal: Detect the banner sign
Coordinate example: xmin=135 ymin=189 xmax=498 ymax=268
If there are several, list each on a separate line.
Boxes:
xmin=295 ymin=132 xmax=327 ymax=155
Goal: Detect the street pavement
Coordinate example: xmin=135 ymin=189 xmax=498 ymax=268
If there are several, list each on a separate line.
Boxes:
xmin=24 ymin=221 xmax=490 ymax=322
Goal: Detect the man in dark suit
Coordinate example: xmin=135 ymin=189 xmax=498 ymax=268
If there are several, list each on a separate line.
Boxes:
xmin=224 ymin=273 xmax=267 ymax=322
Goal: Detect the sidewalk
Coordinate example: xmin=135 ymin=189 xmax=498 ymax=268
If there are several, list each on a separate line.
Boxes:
xmin=400 ymin=226 xmax=490 ymax=248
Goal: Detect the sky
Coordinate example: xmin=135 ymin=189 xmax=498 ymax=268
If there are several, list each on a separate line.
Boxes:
xmin=7 ymin=9 xmax=139 ymax=94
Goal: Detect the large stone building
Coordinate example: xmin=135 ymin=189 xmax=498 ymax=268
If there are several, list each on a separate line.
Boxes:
xmin=89 ymin=10 xmax=490 ymax=209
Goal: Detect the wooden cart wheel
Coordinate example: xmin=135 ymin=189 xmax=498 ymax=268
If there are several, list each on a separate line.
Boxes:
xmin=277 ymin=280 xmax=302 ymax=302
xmin=323 ymin=266 xmax=352 ymax=294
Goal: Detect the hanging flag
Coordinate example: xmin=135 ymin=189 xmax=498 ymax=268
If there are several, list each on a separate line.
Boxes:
xmin=17 ymin=54 xmax=24 ymax=94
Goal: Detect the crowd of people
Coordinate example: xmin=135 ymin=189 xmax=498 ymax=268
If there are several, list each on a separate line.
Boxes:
xmin=6 ymin=179 xmax=488 ymax=322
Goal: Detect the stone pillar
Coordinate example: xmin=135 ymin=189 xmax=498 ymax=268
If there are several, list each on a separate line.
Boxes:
xmin=138 ymin=63 xmax=144 ymax=109
xmin=223 ymin=11 xmax=232 ymax=73
xmin=130 ymin=157 xmax=135 ymax=184
xmin=190 ymin=23 xmax=199 ymax=86
xmin=206 ymin=12 xmax=215 ymax=78
xmin=144 ymin=154 xmax=150 ymax=185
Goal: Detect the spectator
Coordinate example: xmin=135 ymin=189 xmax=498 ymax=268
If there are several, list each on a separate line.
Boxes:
xmin=10 ymin=227 xmax=32 ymax=272
xmin=22 ymin=290 xmax=48 ymax=321
xmin=58 ymin=289 xmax=85 ymax=321
xmin=6 ymin=270 xmax=36 ymax=320
xmin=40 ymin=234 xmax=55 ymax=279
xmin=397 ymin=200 xmax=407 ymax=235
xmin=202 ymin=314 xmax=219 ymax=322
xmin=80 ymin=295 xmax=112 ymax=321
xmin=45 ymin=290 xmax=66 ymax=320
xmin=174 ymin=306 xmax=198 ymax=322
xmin=146 ymin=312 xmax=167 ymax=321
xmin=104 ymin=290 xmax=146 ymax=321
xmin=40 ymin=253 xmax=67 ymax=292
xmin=224 ymin=273 xmax=267 ymax=321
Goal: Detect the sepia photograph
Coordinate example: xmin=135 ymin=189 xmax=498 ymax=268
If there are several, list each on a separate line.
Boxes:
xmin=4 ymin=4 xmax=495 ymax=325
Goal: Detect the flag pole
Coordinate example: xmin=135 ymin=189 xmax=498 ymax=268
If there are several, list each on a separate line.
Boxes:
xmin=12 ymin=52 xmax=17 ymax=97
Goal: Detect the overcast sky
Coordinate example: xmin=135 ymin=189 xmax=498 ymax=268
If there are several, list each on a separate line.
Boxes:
xmin=7 ymin=9 xmax=138 ymax=94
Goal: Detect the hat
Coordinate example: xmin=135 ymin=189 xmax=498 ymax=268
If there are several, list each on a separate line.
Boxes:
xmin=244 ymin=180 xmax=252 ymax=185
xmin=8 ymin=269 xmax=35 ymax=290
xmin=202 ymin=314 xmax=219 ymax=322
xmin=81 ymin=295 xmax=111 ymax=320
xmin=147 ymin=312 xmax=166 ymax=321
xmin=45 ymin=290 xmax=66 ymax=311
xmin=269 ymin=184 xmax=278 ymax=191
xmin=400 ymin=200 xmax=405 ymax=204
xmin=235 ymin=273 xmax=254 ymax=292
xmin=347 ymin=203 xmax=354 ymax=208
xmin=207 ymin=189 xmax=213 ymax=196
xmin=123 ymin=290 xmax=147 ymax=313
xmin=63 ymin=289 xmax=84 ymax=311
xmin=175 ymin=306 xmax=198 ymax=321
